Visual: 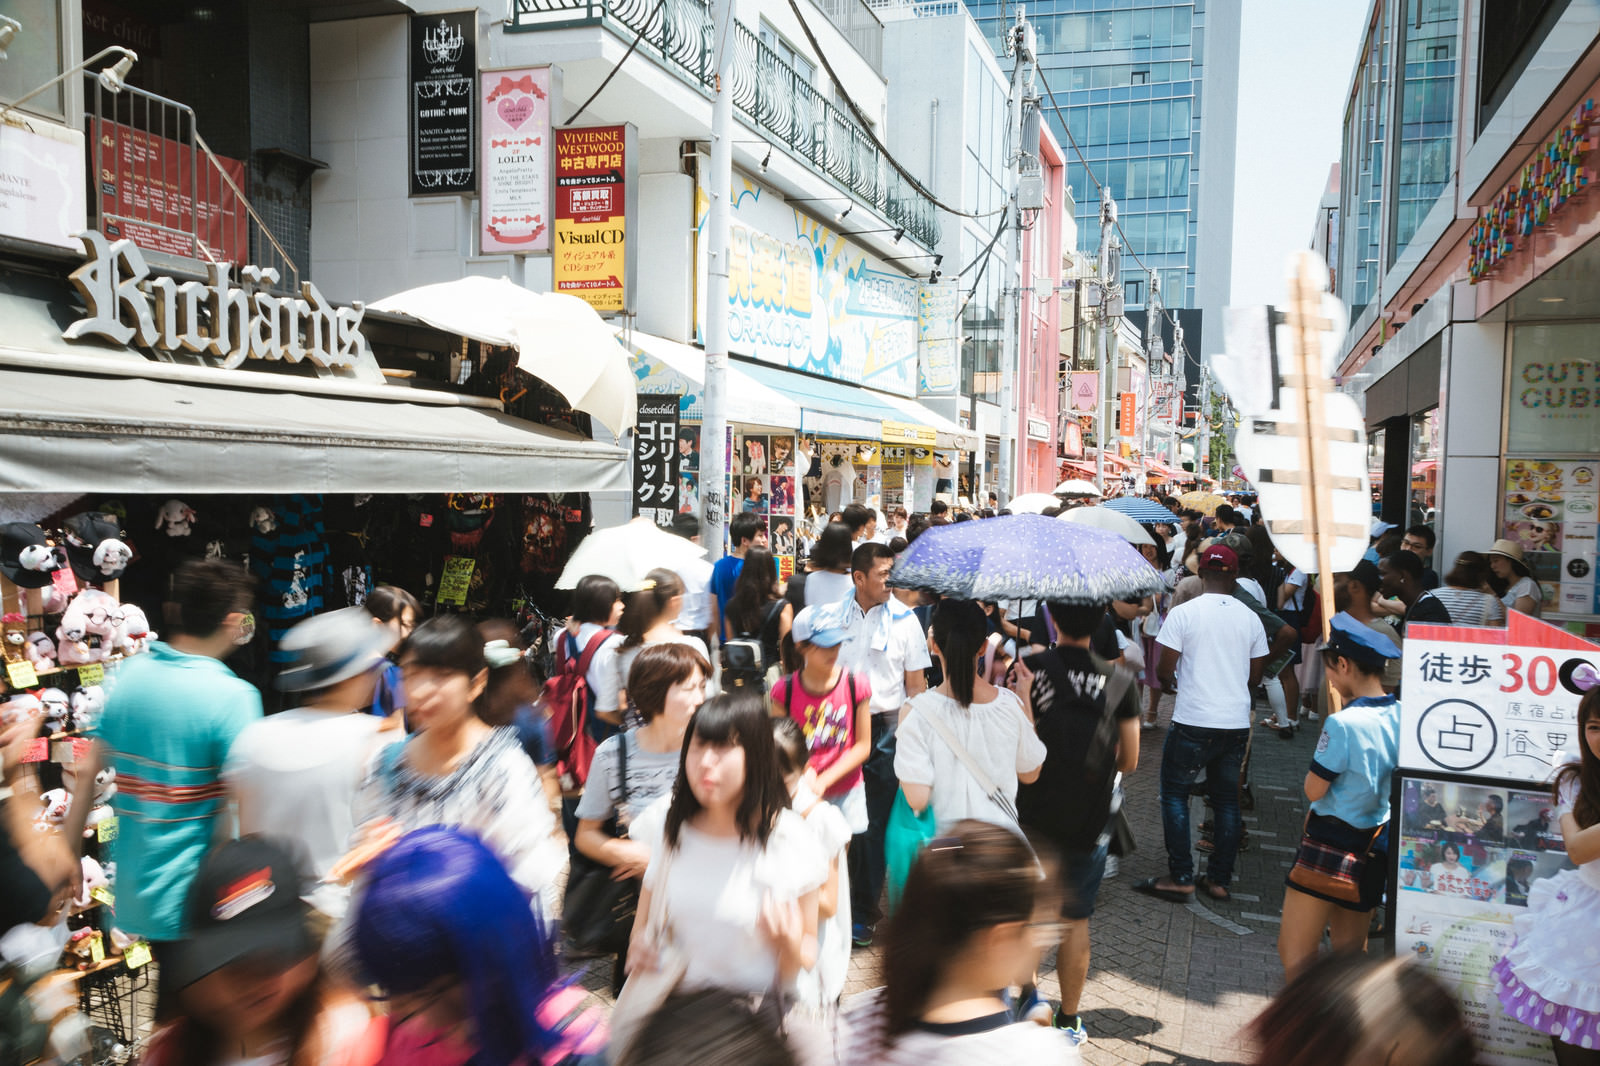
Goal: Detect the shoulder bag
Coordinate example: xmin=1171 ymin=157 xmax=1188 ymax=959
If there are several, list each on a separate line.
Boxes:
xmin=607 ymin=837 xmax=687 ymax=1064
xmin=921 ymin=705 xmax=1020 ymax=825
xmin=562 ymin=733 xmax=639 ymax=957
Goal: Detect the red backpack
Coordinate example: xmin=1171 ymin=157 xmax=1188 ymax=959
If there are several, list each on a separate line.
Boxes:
xmin=545 ymin=628 xmax=613 ymax=793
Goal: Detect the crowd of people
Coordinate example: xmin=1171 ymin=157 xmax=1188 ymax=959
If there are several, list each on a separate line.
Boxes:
xmin=5 ymin=484 xmax=1584 ymax=1066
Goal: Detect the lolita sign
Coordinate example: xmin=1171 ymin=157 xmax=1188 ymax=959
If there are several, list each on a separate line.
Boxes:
xmin=63 ymin=230 xmax=368 ymax=370
xmin=480 ymin=67 xmax=552 ymax=254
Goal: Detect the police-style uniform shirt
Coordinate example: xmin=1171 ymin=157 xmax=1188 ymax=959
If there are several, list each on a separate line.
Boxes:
xmin=1308 ymin=694 xmax=1401 ymax=829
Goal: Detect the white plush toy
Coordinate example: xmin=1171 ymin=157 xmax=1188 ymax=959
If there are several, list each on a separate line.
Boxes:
xmin=25 ymin=632 xmax=56 ymax=671
xmin=70 ymin=685 xmax=105 ymax=732
xmin=0 ymin=692 xmax=43 ymax=726
xmin=116 ymin=605 xmax=153 ymax=656
xmin=56 ymin=589 xmax=122 ymax=664
xmin=35 ymin=788 xmax=69 ymax=831
xmin=74 ymin=856 xmax=108 ymax=908
xmin=39 ymin=688 xmax=69 ymax=735
xmin=155 ymin=499 xmax=197 ymax=537
xmin=249 ymin=506 xmax=277 ymax=534
xmin=92 ymin=539 xmax=132 ymax=576
xmin=17 ymin=542 xmax=57 ymax=575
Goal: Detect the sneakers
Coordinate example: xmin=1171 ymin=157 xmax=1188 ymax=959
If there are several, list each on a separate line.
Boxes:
xmin=1053 ymin=1012 xmax=1089 ymax=1047
xmin=851 ymin=922 xmax=874 ymax=949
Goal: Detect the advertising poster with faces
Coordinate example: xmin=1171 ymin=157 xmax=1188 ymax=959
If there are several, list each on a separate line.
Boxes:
xmin=1502 ymin=459 xmax=1599 ymax=614
xmin=734 ymin=433 xmax=798 ymax=578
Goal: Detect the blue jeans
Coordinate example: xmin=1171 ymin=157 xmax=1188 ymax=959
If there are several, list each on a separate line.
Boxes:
xmin=849 ymin=714 xmax=898 ymax=928
xmin=1159 ymin=722 xmax=1249 ymax=886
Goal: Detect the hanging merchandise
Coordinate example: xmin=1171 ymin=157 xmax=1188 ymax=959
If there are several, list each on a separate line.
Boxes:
xmin=250 ymin=495 xmax=327 ymax=667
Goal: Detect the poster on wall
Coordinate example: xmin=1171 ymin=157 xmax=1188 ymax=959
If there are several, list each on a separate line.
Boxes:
xmin=918 ymin=283 xmax=960 ymax=395
xmin=632 ymin=396 xmax=682 ymax=527
xmin=1391 ymin=615 xmax=1600 ymax=1065
xmin=1501 ymin=459 xmax=1599 ymax=615
xmin=694 ymin=177 xmax=923 ymax=397
xmin=91 ymin=119 xmax=246 ymax=263
xmin=479 ymin=66 xmax=553 ymax=254
xmin=409 ymin=11 xmax=476 ymax=196
xmin=552 ymin=124 xmax=635 ymax=314
xmin=730 ymin=433 xmax=798 ymax=577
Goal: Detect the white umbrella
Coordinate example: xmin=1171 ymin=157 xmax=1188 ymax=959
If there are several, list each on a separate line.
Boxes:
xmin=556 ymin=517 xmax=706 ymax=592
xmin=1053 ymin=478 xmax=1103 ymax=497
xmin=1060 ymin=504 xmax=1156 ymax=547
xmin=370 ymin=276 xmax=637 ymax=436
xmin=1005 ymin=492 xmax=1065 ymax=514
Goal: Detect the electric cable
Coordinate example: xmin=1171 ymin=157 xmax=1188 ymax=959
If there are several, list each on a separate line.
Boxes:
xmin=562 ymin=0 xmax=666 ymax=126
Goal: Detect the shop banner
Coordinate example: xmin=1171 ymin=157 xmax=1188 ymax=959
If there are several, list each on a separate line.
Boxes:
xmin=409 ymin=11 xmax=476 ymax=196
xmin=918 ymin=283 xmax=960 ymax=395
xmin=695 ymin=177 xmax=922 ymax=397
xmin=1119 ymin=392 xmax=1136 ymax=438
xmin=0 ymin=121 xmax=86 ymax=250
xmin=633 ymin=396 xmax=682 ymax=527
xmin=1070 ymin=371 xmax=1098 ymax=412
xmin=1393 ymin=613 xmax=1600 ymax=1065
xmin=553 ymin=124 xmax=634 ymax=315
xmin=91 ymin=119 xmax=247 ymax=263
xmin=479 ymin=66 xmax=552 ymax=254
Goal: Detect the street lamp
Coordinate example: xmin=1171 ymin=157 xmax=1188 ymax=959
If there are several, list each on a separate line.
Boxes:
xmin=0 ymin=16 xmax=21 ymax=61
xmin=0 ymin=44 xmax=139 ymax=120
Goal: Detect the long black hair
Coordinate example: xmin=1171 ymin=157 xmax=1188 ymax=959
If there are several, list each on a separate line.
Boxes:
xmin=930 ymin=599 xmax=988 ymax=707
xmin=726 ymin=548 xmax=780 ymax=636
xmin=619 ymin=568 xmax=686 ymax=648
xmin=664 ymin=691 xmax=790 ymax=850
xmin=1556 ymin=689 xmax=1600 ymax=829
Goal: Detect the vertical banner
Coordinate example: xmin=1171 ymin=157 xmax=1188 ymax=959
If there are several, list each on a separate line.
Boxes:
xmin=1119 ymin=391 xmax=1136 ymax=438
xmin=553 ymin=124 xmax=635 ymax=315
xmin=479 ymin=66 xmax=553 ymax=254
xmin=918 ymin=283 xmax=960 ymax=395
xmin=409 ymin=12 xmax=476 ymax=196
xmin=633 ymin=396 xmax=682 ymax=526
xmin=1070 ymin=371 xmax=1099 ymax=412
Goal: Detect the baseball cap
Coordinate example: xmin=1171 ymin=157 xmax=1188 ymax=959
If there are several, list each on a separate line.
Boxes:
xmin=0 ymin=523 xmax=60 ymax=589
xmin=1348 ymin=559 xmax=1383 ymax=593
xmin=1322 ymin=612 xmax=1401 ymax=668
xmin=791 ymin=606 xmax=846 ymax=648
xmin=1370 ymin=518 xmax=1397 ymax=539
xmin=273 ymin=607 xmax=397 ymax=692
xmin=1199 ymin=544 xmax=1239 ymax=572
xmin=165 ymin=837 xmax=314 ymax=988
xmin=61 ymin=512 xmax=132 ymax=582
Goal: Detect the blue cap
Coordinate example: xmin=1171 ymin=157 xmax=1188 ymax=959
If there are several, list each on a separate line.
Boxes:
xmin=1323 ymin=612 xmax=1401 ymax=667
xmin=792 ymin=606 xmax=846 ymax=648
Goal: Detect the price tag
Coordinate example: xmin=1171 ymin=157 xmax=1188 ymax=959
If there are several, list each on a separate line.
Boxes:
xmin=71 ymin=737 xmax=91 ymax=762
xmin=20 ymin=738 xmax=47 ymax=763
xmin=88 ymin=933 xmax=104 ymax=964
xmin=76 ymin=663 xmax=104 ymax=686
xmin=90 ymin=886 xmax=114 ymax=909
xmin=123 ymin=941 xmax=151 ymax=970
xmin=51 ymin=740 xmax=75 ymax=764
xmin=5 ymin=660 xmax=38 ymax=688
xmin=97 ymin=816 xmax=119 ymax=843
xmin=436 ymin=557 xmax=475 ymax=607
xmin=51 ymin=567 xmax=78 ymax=596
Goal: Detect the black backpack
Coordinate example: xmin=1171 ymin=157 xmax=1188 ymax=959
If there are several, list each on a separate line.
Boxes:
xmin=723 ymin=599 xmax=786 ymax=689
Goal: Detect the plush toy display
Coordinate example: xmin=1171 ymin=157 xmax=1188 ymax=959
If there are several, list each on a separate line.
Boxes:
xmin=154 ymin=500 xmax=197 ymax=537
xmin=2 ymin=612 xmax=26 ymax=662
xmin=36 ymin=788 xmax=69 ymax=831
xmin=56 ymin=589 xmax=122 ymax=665
xmin=74 ymin=857 xmax=108 ymax=909
xmin=25 ymin=631 xmax=56 ymax=671
xmin=249 ymin=506 xmax=277 ymax=534
xmin=116 ymin=605 xmax=153 ymax=657
xmin=70 ymin=685 xmax=105 ymax=733
xmin=1 ymin=693 xmax=43 ymax=726
xmin=39 ymin=688 xmax=69 ymax=734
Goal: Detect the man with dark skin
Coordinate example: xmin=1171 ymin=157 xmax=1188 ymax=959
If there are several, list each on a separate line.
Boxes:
xmin=1378 ymin=551 xmax=1452 ymax=634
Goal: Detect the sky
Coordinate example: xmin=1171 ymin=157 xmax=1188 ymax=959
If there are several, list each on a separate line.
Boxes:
xmin=1229 ymin=0 xmax=1372 ymax=309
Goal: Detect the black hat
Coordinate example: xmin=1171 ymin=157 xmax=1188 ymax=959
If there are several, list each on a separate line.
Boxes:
xmin=165 ymin=837 xmax=314 ymax=989
xmin=0 ymin=523 xmax=61 ymax=589
xmin=61 ymin=512 xmax=132 ymax=582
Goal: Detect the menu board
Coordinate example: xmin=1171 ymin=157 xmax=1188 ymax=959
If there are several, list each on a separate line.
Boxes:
xmin=1501 ymin=459 xmax=1600 ymax=614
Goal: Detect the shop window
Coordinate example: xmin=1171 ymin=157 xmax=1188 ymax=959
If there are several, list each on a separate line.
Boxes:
xmin=1 ymin=0 xmax=66 ymax=118
xmin=1507 ymin=323 xmax=1600 ymax=455
xmin=1409 ymin=407 xmax=1441 ymax=528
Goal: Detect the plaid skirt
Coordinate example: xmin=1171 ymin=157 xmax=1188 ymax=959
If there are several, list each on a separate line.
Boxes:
xmin=1286 ymin=812 xmax=1388 ymax=912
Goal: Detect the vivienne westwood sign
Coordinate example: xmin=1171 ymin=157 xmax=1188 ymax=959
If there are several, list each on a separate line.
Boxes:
xmin=63 ymin=229 xmax=368 ymax=370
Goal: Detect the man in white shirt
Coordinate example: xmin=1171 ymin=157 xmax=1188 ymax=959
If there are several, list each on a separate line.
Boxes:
xmin=669 ymin=512 xmax=716 ymax=650
xmin=1137 ymin=545 xmax=1267 ymax=906
xmin=821 ymin=540 xmax=930 ymax=944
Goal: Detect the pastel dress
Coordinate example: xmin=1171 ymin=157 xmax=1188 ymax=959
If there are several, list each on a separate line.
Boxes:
xmin=1492 ymin=778 xmax=1600 ymax=1047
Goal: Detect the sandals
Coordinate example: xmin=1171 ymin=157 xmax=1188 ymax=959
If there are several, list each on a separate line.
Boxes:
xmin=1195 ymin=876 xmax=1231 ymax=902
xmin=1133 ymin=877 xmax=1194 ymax=904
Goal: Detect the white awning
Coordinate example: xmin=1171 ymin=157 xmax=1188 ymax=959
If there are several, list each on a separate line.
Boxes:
xmin=874 ymin=393 xmax=979 ymax=451
xmin=0 ymin=367 xmax=627 ymax=494
xmin=624 ymin=330 xmax=802 ymax=429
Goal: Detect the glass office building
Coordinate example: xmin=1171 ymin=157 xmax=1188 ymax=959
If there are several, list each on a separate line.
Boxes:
xmin=966 ymin=1 xmax=1239 ymax=315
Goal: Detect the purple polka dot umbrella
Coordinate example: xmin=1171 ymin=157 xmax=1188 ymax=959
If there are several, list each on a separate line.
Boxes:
xmin=890 ymin=513 xmax=1164 ymax=603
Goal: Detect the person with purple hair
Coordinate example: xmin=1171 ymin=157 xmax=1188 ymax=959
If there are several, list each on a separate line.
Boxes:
xmin=353 ymin=826 xmax=604 ymax=1066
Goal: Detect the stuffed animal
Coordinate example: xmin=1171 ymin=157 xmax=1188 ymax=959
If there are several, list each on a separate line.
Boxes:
xmin=2 ymin=612 xmax=26 ymax=662
xmin=56 ymin=590 xmax=121 ymax=665
xmin=116 ymin=605 xmax=153 ymax=657
xmin=63 ymin=928 xmax=103 ymax=969
xmin=40 ymin=585 xmax=71 ymax=615
xmin=39 ymin=688 xmax=69 ymax=735
xmin=1 ymin=692 xmax=42 ymax=726
xmin=154 ymin=499 xmax=197 ymax=537
xmin=69 ymin=685 xmax=105 ymax=733
xmin=25 ymin=632 xmax=56 ymax=671
xmin=92 ymin=539 xmax=132 ymax=577
xmin=91 ymin=766 xmax=114 ymax=805
xmin=36 ymin=788 xmax=69 ymax=831
xmin=249 ymin=505 xmax=277 ymax=534
xmin=74 ymin=857 xmax=108 ymax=909
xmin=17 ymin=542 xmax=58 ymax=576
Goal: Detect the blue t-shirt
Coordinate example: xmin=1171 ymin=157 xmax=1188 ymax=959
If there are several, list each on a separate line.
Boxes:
xmin=96 ymin=642 xmax=263 ymax=940
xmin=710 ymin=554 xmax=745 ymax=621
xmin=1309 ymin=694 xmax=1401 ymax=829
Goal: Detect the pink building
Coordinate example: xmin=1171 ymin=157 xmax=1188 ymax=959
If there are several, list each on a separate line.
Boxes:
xmin=1016 ymin=126 xmax=1067 ymax=494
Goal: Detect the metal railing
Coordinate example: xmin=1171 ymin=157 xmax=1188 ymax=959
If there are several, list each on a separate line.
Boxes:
xmin=84 ymin=75 xmax=299 ymax=292
xmin=862 ymin=0 xmax=963 ymax=22
xmin=811 ymin=0 xmax=883 ymax=70
xmin=512 ymin=0 xmax=939 ymax=247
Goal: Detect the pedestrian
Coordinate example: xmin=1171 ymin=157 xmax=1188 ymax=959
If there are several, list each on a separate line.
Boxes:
xmin=90 ymin=559 xmax=261 ymax=978
xmin=572 ymin=642 xmax=708 ymax=993
xmin=140 ymin=837 xmax=382 ymax=1066
xmin=595 ymin=568 xmax=711 ymax=723
xmin=622 ymin=692 xmax=825 ymax=1018
xmin=1276 ymin=616 xmax=1401 ymax=980
xmin=223 ymin=607 xmax=398 ymax=919
xmin=1137 ymin=545 xmax=1267 ymax=904
xmin=353 ymin=827 xmax=603 ymax=1066
xmin=616 ymin=988 xmax=798 ymax=1066
xmin=1401 ymin=525 xmax=1441 ymax=589
xmin=1010 ymin=599 xmax=1141 ymax=1045
xmin=669 ymin=512 xmax=718 ymax=650
xmin=722 ymin=546 xmax=793 ymax=687
xmin=838 ymin=819 xmax=1082 ymax=1064
xmin=1487 ymin=538 xmax=1544 ymax=618
xmin=1493 ymin=681 xmax=1600 ymax=1065
xmin=352 ymin=615 xmax=566 ymax=916
xmin=478 ymin=620 xmax=564 ymax=815
xmin=550 ymin=573 xmax=625 ymax=840
xmin=786 ymin=522 xmax=856 ymax=612
xmin=895 ymin=599 xmax=1045 ymax=830
xmin=1377 ymin=551 xmax=1452 ymax=633
xmin=363 ymin=585 xmax=420 ymax=722
xmin=1336 ymin=563 xmax=1404 ymax=692
xmin=0 ymin=719 xmax=79 ymax=929
xmin=711 ymin=513 xmax=769 ymax=622
xmin=772 ymin=717 xmax=852 ymax=1010
xmin=1430 ymin=551 xmax=1505 ymax=626
xmin=770 ymin=606 xmax=872 ymax=834
xmin=842 ymin=503 xmax=878 ymax=547
xmin=1249 ymin=954 xmax=1474 ymax=1066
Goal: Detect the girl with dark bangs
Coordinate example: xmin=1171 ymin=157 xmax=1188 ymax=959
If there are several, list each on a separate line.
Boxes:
xmin=593 ymin=568 xmax=710 ymax=725
xmin=623 ymin=692 xmax=827 ymax=1017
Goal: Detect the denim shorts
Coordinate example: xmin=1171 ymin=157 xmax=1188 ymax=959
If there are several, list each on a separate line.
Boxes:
xmin=1058 ymin=842 xmax=1111 ymax=920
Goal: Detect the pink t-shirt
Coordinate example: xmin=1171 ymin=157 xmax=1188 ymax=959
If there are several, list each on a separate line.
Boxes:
xmin=772 ymin=670 xmax=871 ymax=799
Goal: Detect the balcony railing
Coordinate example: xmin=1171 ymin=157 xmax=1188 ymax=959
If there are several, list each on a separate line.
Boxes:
xmin=84 ymin=76 xmax=299 ymax=292
xmin=511 ymin=0 xmax=939 ymax=248
xmin=811 ymin=0 xmax=883 ymax=71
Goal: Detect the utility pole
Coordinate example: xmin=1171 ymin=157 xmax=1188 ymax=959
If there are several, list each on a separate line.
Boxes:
xmin=1197 ymin=360 xmax=1212 ymax=480
xmin=1140 ymin=269 xmax=1161 ymax=475
xmin=997 ymin=9 xmax=1033 ymax=508
xmin=1093 ymin=186 xmax=1120 ymax=492
xmin=699 ymin=0 xmax=735 ymax=564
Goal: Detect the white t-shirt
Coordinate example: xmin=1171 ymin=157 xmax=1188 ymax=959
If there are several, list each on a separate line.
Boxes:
xmin=832 ymin=595 xmax=932 ymax=716
xmin=804 ymin=569 xmax=855 ymax=608
xmin=793 ymin=786 xmax=853 ymax=1008
xmin=223 ymin=708 xmax=392 ymax=918
xmin=1238 ymin=576 xmax=1267 ymax=605
xmin=570 ymin=624 xmax=624 ymax=713
xmin=1156 ymin=593 xmax=1269 ymax=729
xmin=674 ymin=557 xmax=716 ymax=631
xmin=630 ymin=798 xmax=827 ymax=995
xmin=824 ymin=461 xmax=857 ymax=511
xmin=840 ymin=988 xmax=1084 ymax=1066
xmin=1282 ymin=568 xmax=1309 ymax=612
xmin=894 ymin=689 xmax=1046 ymax=830
xmin=1501 ymin=575 xmax=1543 ymax=615
xmin=593 ymin=634 xmax=710 ymax=714
xmin=573 ymin=729 xmax=680 ymax=829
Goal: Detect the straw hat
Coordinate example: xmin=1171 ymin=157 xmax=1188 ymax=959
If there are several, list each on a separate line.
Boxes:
xmin=1487 ymin=538 xmax=1529 ymax=574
